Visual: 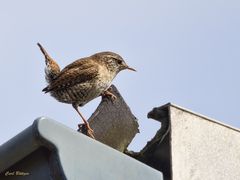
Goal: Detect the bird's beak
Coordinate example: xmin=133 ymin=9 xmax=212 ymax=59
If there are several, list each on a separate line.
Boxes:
xmin=126 ymin=66 xmax=137 ymax=72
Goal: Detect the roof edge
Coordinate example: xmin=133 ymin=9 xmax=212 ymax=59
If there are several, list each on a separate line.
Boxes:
xmin=158 ymin=102 xmax=240 ymax=133
xmin=0 ymin=119 xmax=40 ymax=172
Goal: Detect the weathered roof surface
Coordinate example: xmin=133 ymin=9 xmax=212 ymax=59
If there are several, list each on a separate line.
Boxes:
xmin=2 ymin=102 xmax=239 ymax=180
xmin=132 ymin=103 xmax=240 ymax=180
xmin=0 ymin=117 xmax=163 ymax=180
xmin=169 ymin=103 xmax=240 ymax=180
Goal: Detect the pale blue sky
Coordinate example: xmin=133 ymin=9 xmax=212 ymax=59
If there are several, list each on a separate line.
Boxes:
xmin=0 ymin=0 xmax=239 ymax=151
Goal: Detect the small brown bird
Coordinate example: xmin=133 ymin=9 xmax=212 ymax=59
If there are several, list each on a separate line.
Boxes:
xmin=37 ymin=43 xmax=136 ymax=138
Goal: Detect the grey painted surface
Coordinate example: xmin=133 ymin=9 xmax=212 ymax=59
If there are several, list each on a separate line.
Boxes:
xmin=1 ymin=147 xmax=53 ymax=180
xmin=0 ymin=117 xmax=163 ymax=180
xmin=169 ymin=104 xmax=240 ymax=180
xmin=144 ymin=103 xmax=240 ymax=180
xmin=2 ymin=103 xmax=237 ymax=180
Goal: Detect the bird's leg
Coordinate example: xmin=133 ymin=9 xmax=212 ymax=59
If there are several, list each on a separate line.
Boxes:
xmin=72 ymin=104 xmax=95 ymax=139
xmin=101 ymin=89 xmax=117 ymax=101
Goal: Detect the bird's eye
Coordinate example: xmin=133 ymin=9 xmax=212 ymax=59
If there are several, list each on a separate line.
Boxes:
xmin=116 ymin=59 xmax=122 ymax=65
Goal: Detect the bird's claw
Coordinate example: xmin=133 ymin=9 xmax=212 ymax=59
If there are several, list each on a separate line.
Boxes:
xmin=78 ymin=123 xmax=95 ymax=139
xmin=101 ymin=90 xmax=117 ymax=101
xmin=87 ymin=130 xmax=95 ymax=139
xmin=108 ymin=93 xmax=117 ymax=101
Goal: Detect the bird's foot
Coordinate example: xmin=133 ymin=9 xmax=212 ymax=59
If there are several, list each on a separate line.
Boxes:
xmin=78 ymin=123 xmax=95 ymax=139
xmin=101 ymin=90 xmax=117 ymax=101
xmin=86 ymin=129 xmax=95 ymax=139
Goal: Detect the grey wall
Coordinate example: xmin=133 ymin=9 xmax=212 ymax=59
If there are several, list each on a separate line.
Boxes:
xmin=170 ymin=105 xmax=240 ymax=180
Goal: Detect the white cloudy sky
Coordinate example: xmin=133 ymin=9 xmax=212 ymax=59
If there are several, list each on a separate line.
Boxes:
xmin=0 ymin=0 xmax=239 ymax=151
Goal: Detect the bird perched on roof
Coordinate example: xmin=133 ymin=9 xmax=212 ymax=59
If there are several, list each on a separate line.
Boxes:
xmin=37 ymin=43 xmax=136 ymax=139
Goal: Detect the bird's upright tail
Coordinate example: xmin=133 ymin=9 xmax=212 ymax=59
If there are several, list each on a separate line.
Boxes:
xmin=37 ymin=43 xmax=61 ymax=83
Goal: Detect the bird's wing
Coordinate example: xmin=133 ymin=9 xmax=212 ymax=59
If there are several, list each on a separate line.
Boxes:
xmin=60 ymin=57 xmax=90 ymax=73
xmin=43 ymin=59 xmax=99 ymax=92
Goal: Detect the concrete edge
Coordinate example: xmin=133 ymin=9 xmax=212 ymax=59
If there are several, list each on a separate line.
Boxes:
xmin=158 ymin=103 xmax=240 ymax=133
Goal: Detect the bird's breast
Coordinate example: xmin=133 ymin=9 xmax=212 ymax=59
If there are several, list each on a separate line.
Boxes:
xmin=96 ymin=65 xmax=116 ymax=90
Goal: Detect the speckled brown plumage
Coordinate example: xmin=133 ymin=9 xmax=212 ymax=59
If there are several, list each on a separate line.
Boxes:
xmin=38 ymin=43 xmax=136 ymax=138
